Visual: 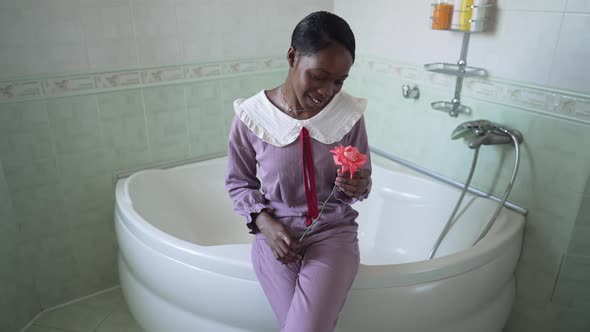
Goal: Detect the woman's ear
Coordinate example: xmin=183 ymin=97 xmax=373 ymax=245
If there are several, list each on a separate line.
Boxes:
xmin=287 ymin=47 xmax=297 ymax=68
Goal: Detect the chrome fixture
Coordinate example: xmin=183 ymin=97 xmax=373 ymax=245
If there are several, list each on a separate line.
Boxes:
xmin=428 ymin=120 xmax=524 ymax=260
xmin=402 ymin=84 xmax=420 ymax=99
xmin=425 ymin=32 xmax=487 ymax=117
xmin=451 ymin=120 xmax=524 ymax=148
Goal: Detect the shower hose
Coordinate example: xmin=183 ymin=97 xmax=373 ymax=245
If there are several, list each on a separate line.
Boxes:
xmin=428 ymin=130 xmax=521 ymax=260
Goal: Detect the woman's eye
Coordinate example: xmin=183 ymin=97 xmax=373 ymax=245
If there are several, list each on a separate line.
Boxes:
xmin=312 ymin=75 xmax=321 ymax=81
xmin=335 ymin=81 xmax=344 ymax=86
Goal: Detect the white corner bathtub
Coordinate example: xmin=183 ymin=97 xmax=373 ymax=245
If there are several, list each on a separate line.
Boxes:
xmin=114 ymin=153 xmax=525 ymax=332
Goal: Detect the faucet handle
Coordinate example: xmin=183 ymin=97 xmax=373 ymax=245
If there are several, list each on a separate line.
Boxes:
xmin=451 ymin=119 xmax=495 ymax=139
xmin=451 ymin=124 xmax=472 ymax=139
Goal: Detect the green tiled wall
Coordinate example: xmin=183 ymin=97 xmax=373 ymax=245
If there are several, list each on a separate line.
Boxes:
xmin=346 ymin=65 xmax=590 ymax=331
xmin=0 ymin=160 xmax=40 ymax=332
xmin=0 ymin=70 xmax=285 ymax=331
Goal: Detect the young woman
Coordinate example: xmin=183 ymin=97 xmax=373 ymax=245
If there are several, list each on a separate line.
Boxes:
xmin=225 ymin=11 xmax=371 ymax=332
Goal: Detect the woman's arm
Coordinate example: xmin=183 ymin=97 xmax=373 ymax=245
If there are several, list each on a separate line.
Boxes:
xmin=225 ymin=116 xmax=272 ymax=233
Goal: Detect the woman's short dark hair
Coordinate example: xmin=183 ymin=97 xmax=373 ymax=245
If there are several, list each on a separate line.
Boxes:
xmin=291 ymin=11 xmax=356 ymax=62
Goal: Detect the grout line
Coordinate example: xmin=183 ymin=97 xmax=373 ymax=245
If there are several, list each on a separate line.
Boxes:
xmin=128 ymin=0 xmax=141 ymax=70
xmin=79 ymin=1 xmax=92 ymax=74
xmin=30 ymin=324 xmax=75 ymax=332
xmin=183 ymin=77 xmax=191 ymax=158
xmin=20 ymin=286 xmax=121 ymax=332
xmin=550 ymin=254 xmax=566 ymax=302
xmin=19 ymin=312 xmax=43 ymax=332
xmin=546 ymin=5 xmax=568 ymax=92
xmin=42 ymin=286 xmax=121 ymax=314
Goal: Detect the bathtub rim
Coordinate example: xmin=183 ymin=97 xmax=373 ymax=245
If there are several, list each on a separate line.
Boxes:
xmin=114 ymin=152 xmax=526 ymax=288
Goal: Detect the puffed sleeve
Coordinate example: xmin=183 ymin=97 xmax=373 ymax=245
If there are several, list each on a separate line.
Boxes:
xmin=225 ymin=115 xmax=273 ymax=233
xmin=333 ymin=115 xmax=372 ymax=204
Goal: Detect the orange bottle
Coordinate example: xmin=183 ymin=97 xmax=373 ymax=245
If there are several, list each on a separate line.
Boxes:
xmin=432 ymin=2 xmax=454 ymax=30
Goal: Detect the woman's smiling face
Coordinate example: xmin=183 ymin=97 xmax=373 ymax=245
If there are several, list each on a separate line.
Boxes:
xmin=288 ymin=43 xmax=353 ymax=112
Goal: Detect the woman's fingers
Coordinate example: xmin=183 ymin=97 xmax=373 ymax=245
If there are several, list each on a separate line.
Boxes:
xmin=260 ymin=217 xmax=303 ymax=264
xmin=335 ymin=170 xmax=370 ymax=198
xmin=273 ymin=232 xmax=302 ymax=264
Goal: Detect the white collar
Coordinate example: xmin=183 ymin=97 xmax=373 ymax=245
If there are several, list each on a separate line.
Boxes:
xmin=233 ymin=90 xmax=367 ymax=147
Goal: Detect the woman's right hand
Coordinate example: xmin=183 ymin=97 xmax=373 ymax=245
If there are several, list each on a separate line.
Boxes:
xmin=255 ymin=211 xmax=302 ymax=264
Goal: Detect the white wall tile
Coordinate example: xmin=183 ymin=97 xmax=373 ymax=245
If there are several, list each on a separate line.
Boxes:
xmin=176 ymin=0 xmax=332 ymax=63
xmin=132 ymin=0 xmax=181 ymax=66
xmin=0 ymin=0 xmax=33 ymax=8
xmin=25 ymin=4 xmax=85 ymax=45
xmin=81 ymin=1 xmax=135 ymax=41
xmin=86 ymin=39 xmax=138 ymax=71
xmin=80 ymin=1 xmax=138 ymax=71
xmin=567 ymin=0 xmax=590 ymax=13
xmin=335 ymin=0 xmax=589 ymax=94
xmin=136 ymin=37 xmax=182 ymax=67
xmin=462 ymin=10 xmax=562 ymax=85
xmin=497 ymin=0 xmax=567 ymax=12
xmin=175 ymin=0 xmax=226 ymax=62
xmin=0 ymin=6 xmax=38 ymax=47
xmin=44 ymin=43 xmax=90 ymax=75
xmin=548 ymin=14 xmax=590 ymax=94
xmin=131 ymin=0 xmax=179 ymax=38
xmin=337 ymin=0 xmax=464 ymax=67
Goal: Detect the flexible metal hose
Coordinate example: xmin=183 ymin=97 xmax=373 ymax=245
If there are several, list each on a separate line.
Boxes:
xmin=472 ymin=129 xmax=521 ymax=245
xmin=428 ymin=147 xmax=480 ymax=260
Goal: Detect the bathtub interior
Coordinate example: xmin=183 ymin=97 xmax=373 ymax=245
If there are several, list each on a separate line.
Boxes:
xmin=126 ymin=155 xmax=519 ymax=264
xmin=355 ymin=154 xmax=520 ymax=264
xmin=128 ymin=158 xmax=252 ymax=246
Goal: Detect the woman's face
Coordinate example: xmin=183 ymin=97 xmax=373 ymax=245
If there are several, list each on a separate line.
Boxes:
xmin=288 ymin=44 xmax=353 ymax=112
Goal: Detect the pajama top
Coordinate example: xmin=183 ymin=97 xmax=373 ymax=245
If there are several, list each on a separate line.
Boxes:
xmin=225 ymin=90 xmax=372 ymax=238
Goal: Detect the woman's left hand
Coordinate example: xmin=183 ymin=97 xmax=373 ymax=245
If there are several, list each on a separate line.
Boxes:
xmin=335 ymin=169 xmax=371 ymax=198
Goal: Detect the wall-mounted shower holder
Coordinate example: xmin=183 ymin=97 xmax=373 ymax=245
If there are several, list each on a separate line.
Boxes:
xmin=424 ymin=31 xmax=487 ymax=117
xmin=425 ymin=2 xmax=493 ymax=117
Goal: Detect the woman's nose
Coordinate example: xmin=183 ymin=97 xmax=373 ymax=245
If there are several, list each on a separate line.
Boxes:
xmin=317 ymin=84 xmax=334 ymax=98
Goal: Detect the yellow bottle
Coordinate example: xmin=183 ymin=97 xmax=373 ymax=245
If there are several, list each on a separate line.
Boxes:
xmin=459 ymin=0 xmax=474 ymax=31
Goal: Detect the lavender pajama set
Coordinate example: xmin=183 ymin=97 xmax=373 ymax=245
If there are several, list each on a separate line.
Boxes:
xmin=225 ymin=90 xmax=371 ymax=332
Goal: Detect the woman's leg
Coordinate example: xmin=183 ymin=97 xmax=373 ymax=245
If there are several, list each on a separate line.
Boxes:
xmin=282 ymin=231 xmax=359 ymax=332
xmin=252 ymin=237 xmax=301 ymax=324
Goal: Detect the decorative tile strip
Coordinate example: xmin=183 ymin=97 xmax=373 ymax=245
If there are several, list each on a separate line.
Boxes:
xmin=393 ymin=66 xmax=421 ymax=81
xmin=366 ymin=59 xmax=391 ymax=74
xmin=0 ymin=81 xmax=43 ymax=100
xmin=43 ymin=76 xmax=96 ymax=96
xmin=504 ymin=87 xmax=549 ymax=110
xmin=465 ymin=79 xmax=503 ymax=99
xmin=222 ymin=60 xmax=259 ymax=74
xmin=141 ymin=66 xmax=185 ymax=84
xmin=258 ymin=56 xmax=286 ymax=70
xmin=426 ymin=72 xmax=454 ymax=88
xmin=96 ymin=71 xmax=141 ymax=89
xmin=561 ymin=95 xmax=590 ymax=121
xmin=0 ymin=56 xmax=287 ymax=103
xmin=184 ymin=63 xmax=222 ymax=79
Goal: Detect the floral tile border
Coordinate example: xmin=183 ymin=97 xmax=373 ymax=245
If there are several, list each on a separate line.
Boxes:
xmin=0 ymin=55 xmax=286 ymax=102
xmin=357 ymin=56 xmax=590 ymax=124
xmin=2 ymin=54 xmax=588 ymax=125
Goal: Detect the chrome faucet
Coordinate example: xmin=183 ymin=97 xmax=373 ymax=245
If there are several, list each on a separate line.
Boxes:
xmin=429 ymin=119 xmax=525 ymax=259
xmin=451 ymin=120 xmax=523 ymax=148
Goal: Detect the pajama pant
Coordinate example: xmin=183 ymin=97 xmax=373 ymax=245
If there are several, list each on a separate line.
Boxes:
xmin=252 ymin=230 xmax=360 ymax=332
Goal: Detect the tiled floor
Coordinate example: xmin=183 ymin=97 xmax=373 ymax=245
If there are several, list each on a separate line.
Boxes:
xmin=24 ymin=288 xmax=144 ymax=332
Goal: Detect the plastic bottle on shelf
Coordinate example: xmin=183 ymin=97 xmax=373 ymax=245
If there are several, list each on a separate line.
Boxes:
xmin=432 ymin=1 xmax=454 ymax=30
xmin=470 ymin=0 xmax=490 ymax=32
xmin=458 ymin=0 xmax=474 ymax=31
